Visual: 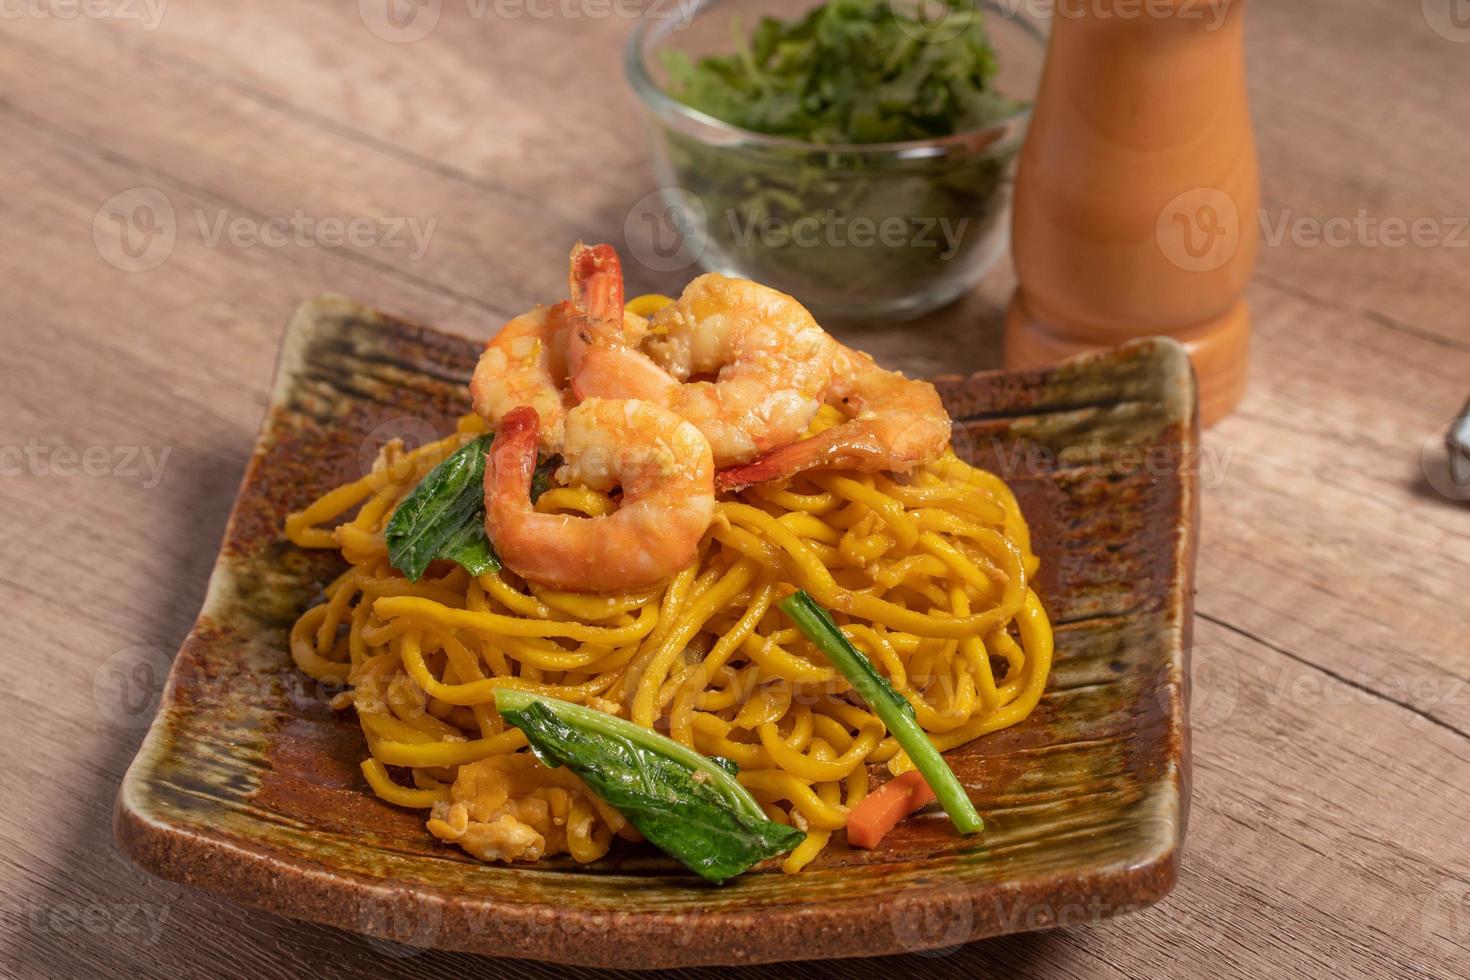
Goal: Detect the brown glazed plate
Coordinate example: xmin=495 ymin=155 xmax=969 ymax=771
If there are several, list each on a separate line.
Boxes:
xmin=114 ymin=297 xmax=1198 ymax=968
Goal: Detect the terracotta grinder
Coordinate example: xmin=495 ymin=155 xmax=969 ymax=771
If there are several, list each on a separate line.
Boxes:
xmin=1004 ymin=0 xmax=1258 ymax=426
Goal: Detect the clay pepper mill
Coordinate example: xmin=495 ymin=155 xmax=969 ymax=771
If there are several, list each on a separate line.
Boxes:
xmin=1004 ymin=0 xmax=1258 ymax=425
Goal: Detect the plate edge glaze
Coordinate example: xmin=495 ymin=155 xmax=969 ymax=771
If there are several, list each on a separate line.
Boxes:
xmin=114 ymin=296 xmax=1198 ymax=968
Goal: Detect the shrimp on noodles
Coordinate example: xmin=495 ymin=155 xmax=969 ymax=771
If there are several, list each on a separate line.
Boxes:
xmin=470 ymin=302 xmax=576 ymax=453
xmin=484 ymin=399 xmax=715 ymax=593
xmin=567 ymin=242 xmax=836 ymax=466
xmin=717 ymin=344 xmax=950 ymax=491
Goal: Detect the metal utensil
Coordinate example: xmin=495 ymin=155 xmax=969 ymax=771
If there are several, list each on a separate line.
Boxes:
xmin=1449 ymin=397 xmax=1470 ymax=489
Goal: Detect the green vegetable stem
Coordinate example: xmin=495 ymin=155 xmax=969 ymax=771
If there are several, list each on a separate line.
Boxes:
xmin=778 ymin=590 xmax=984 ymax=835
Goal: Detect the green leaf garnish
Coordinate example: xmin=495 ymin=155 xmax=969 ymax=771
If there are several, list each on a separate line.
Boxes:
xmin=495 ymin=690 xmax=805 ymax=883
xmin=386 ymin=437 xmax=562 ymax=581
xmin=385 ymin=435 xmax=499 ymax=581
xmin=655 ymin=0 xmax=1022 ymax=303
xmin=663 ymin=0 xmax=1015 ymax=144
xmin=779 ymin=590 xmax=983 ymax=835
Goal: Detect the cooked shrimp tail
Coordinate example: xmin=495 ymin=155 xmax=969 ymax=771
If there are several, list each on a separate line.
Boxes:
xmin=566 ymin=242 xmax=676 ymax=404
xmin=484 ymin=400 xmax=715 ymax=593
xmin=569 ymin=241 xmax=624 ymax=327
xmin=715 ymin=346 xmax=950 ymax=492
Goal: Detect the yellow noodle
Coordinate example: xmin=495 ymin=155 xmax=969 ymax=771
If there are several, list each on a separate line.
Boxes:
xmin=361 ymin=758 xmax=449 ymax=807
xmin=284 ymin=412 xmax=1053 ymax=875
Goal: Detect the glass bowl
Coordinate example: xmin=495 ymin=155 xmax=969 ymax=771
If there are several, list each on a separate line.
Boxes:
xmin=625 ymin=0 xmax=1046 ymax=322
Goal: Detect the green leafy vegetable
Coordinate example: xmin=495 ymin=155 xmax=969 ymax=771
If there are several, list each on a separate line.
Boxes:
xmin=495 ymin=690 xmax=805 ymax=883
xmin=664 ymin=0 xmax=1013 ymax=144
xmin=386 ymin=436 xmax=562 ymax=581
xmin=656 ymin=0 xmax=1022 ymax=312
xmin=385 ymin=435 xmax=499 ymax=581
xmin=779 ymin=590 xmax=983 ymax=835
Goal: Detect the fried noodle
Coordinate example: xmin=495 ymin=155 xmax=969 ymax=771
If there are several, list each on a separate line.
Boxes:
xmin=284 ymin=405 xmax=1052 ymax=873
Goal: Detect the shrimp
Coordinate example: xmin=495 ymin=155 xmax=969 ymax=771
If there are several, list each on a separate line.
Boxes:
xmin=715 ymin=344 xmax=951 ymax=492
xmin=567 ymin=243 xmax=836 ymax=466
xmin=470 ymin=302 xmax=575 ymax=452
xmin=484 ymin=399 xmax=715 ymax=593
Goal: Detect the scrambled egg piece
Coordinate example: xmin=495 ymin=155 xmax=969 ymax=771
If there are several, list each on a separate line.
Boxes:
xmin=426 ymin=753 xmax=623 ymax=864
xmin=429 ymin=805 xmax=546 ymax=863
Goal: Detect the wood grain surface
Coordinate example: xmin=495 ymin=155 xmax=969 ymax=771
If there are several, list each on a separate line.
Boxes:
xmin=1 ymin=2 xmax=1467 ymax=978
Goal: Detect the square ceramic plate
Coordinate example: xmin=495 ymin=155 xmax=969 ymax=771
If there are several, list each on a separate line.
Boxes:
xmin=115 ymin=298 xmax=1197 ymax=968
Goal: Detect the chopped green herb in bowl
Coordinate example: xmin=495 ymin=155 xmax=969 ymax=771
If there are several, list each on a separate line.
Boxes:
xmin=626 ymin=0 xmax=1044 ymax=321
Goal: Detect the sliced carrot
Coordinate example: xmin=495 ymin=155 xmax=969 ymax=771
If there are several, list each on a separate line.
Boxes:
xmin=846 ymin=770 xmax=938 ymax=849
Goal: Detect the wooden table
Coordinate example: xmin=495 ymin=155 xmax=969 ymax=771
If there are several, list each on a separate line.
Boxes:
xmin=3 ymin=2 xmax=1467 ymax=977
